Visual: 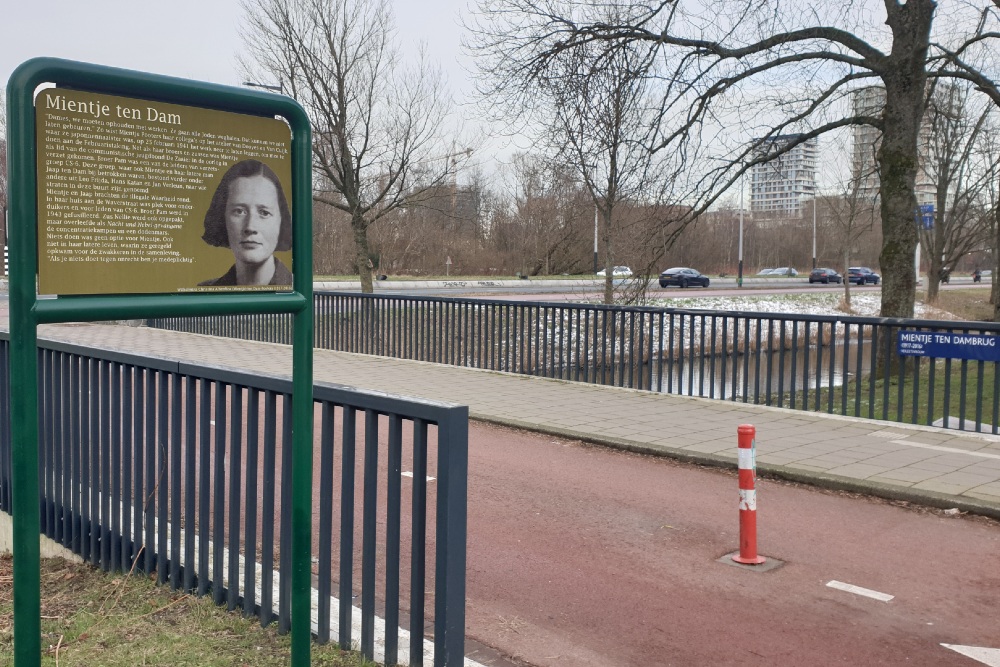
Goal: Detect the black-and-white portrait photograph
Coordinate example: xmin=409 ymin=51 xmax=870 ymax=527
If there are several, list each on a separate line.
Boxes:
xmin=200 ymin=159 xmax=292 ymax=287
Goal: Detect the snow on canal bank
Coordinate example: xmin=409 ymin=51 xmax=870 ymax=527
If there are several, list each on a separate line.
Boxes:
xmin=650 ymin=292 xmax=959 ymax=321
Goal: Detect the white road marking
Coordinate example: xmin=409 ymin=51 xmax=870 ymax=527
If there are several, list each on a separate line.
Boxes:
xmin=825 ymin=580 xmax=894 ymax=602
xmin=401 ymin=471 xmax=436 ymax=481
xmin=941 ymin=644 xmax=1000 ymax=667
xmin=890 ymin=439 xmax=1000 ymax=461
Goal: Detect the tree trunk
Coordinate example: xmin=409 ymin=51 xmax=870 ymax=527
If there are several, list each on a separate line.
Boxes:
xmin=876 ymin=1 xmax=934 ymax=320
xmin=352 ymin=213 xmax=374 ymax=293
xmin=601 ymin=206 xmax=613 ymax=305
xmin=926 ymin=250 xmax=941 ymax=304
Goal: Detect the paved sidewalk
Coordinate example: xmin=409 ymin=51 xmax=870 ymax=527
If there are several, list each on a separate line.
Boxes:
xmin=25 ymin=320 xmax=1000 ymax=520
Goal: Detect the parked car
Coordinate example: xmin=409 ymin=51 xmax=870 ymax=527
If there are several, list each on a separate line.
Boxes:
xmin=847 ymin=267 xmax=881 ymax=285
xmin=770 ymin=267 xmax=799 ymax=277
xmin=597 ymin=266 xmax=633 ymax=277
xmin=756 ymin=268 xmax=775 ymax=275
xmin=659 ymin=267 xmax=711 ymax=288
xmin=809 ymin=268 xmax=842 ymax=284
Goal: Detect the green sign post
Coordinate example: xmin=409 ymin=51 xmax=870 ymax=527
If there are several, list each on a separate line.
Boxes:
xmin=6 ymin=58 xmax=314 ymax=665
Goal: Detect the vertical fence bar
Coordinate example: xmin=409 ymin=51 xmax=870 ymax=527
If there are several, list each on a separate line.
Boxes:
xmin=128 ymin=366 xmax=142 ymax=570
xmin=868 ymin=324 xmax=880 ymax=419
xmin=789 ymin=321 xmax=798 ymax=410
xmin=384 ymin=415 xmax=403 ymax=666
xmin=58 ymin=354 xmax=71 ymax=548
xmin=227 ymin=386 xmax=244 ymax=611
xmin=827 ymin=323 xmax=837 ymax=415
xmin=409 ymin=419 xmax=428 ymax=667
xmin=338 ymin=406 xmax=357 ymax=650
xmin=741 ymin=318 xmax=751 ymax=403
xmin=854 ymin=326 xmax=865 ymax=418
xmin=143 ymin=369 xmax=157 ymax=575
xmin=197 ymin=379 xmax=212 ymax=596
xmin=720 ymin=316 xmax=730 ymax=400
xmin=212 ymin=381 xmax=227 ymax=604
xmin=992 ymin=362 xmax=1000 ymax=435
xmin=841 ymin=322 xmax=851 ymax=417
xmin=776 ymin=320 xmax=786 ymax=406
xmin=109 ymin=363 xmax=122 ymax=571
xmin=183 ymin=375 xmax=197 ymax=593
xmin=316 ymin=402 xmax=335 ymax=643
xmin=260 ymin=390 xmax=278 ymax=627
xmin=815 ymin=324 xmax=824 ymax=412
xmin=80 ymin=357 xmax=95 ymax=564
xmin=802 ymin=321 xmax=811 ymax=410
xmin=167 ymin=372 xmax=181 ymax=587
xmin=156 ymin=370 xmax=169 ymax=583
xmin=434 ymin=407 xmax=468 ymax=667
xmin=243 ymin=389 xmax=260 ymax=616
xmin=278 ymin=393 xmax=294 ymax=633
xmin=360 ymin=409 xmax=379 ymax=660
xmin=763 ymin=319 xmax=774 ymax=405
xmin=71 ymin=355 xmax=83 ymax=555
xmin=39 ymin=350 xmax=51 ymax=541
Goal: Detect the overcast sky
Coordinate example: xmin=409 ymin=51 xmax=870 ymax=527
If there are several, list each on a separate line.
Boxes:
xmin=3 ymin=0 xmax=471 ymax=91
xmin=3 ymin=0 xmax=515 ymax=175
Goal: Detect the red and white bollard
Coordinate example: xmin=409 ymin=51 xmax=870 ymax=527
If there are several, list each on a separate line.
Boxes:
xmin=732 ymin=424 xmax=766 ymax=565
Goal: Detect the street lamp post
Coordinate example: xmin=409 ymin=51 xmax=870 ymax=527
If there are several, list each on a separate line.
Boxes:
xmin=738 ymin=177 xmax=744 ymax=288
xmin=812 ymin=197 xmax=818 ymax=270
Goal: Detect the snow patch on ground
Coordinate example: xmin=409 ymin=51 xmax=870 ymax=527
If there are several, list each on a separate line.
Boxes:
xmin=650 ymin=292 xmax=958 ymax=320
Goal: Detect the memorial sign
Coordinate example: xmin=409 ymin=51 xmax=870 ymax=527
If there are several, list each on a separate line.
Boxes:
xmin=897 ymin=329 xmax=1000 ymax=362
xmin=36 ymin=88 xmax=293 ymax=294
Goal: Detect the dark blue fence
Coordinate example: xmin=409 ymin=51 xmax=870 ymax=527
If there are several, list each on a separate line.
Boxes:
xmin=148 ymin=291 xmax=1000 ymax=434
xmin=0 ymin=333 xmax=468 ymax=667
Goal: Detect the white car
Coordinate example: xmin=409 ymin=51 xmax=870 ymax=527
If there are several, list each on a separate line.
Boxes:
xmin=597 ymin=266 xmax=633 ymax=277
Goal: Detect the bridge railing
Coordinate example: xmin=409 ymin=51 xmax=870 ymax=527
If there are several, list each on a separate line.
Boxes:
xmin=148 ymin=291 xmax=1000 ymax=434
xmin=0 ymin=333 xmax=469 ymax=666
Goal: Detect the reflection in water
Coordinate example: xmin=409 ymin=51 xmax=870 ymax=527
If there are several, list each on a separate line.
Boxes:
xmin=585 ymin=339 xmax=874 ymax=405
xmin=658 ymin=339 xmax=873 ymax=401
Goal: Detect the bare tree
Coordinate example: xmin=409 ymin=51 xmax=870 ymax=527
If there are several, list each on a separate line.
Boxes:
xmin=823 ymin=179 xmax=878 ymax=312
xmin=505 ymin=153 xmax=591 ymax=276
xmin=239 ymin=0 xmax=470 ymax=291
xmin=470 ymin=1 xmax=677 ymax=304
xmin=469 ymin=0 xmax=1000 ymax=318
xmin=920 ymin=82 xmax=997 ymax=302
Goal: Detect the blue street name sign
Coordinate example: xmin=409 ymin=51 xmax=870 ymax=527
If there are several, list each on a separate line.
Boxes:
xmin=916 ymin=203 xmax=934 ymax=230
xmin=897 ymin=329 xmax=1000 ymax=361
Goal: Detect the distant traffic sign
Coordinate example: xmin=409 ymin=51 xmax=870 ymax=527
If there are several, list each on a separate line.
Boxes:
xmin=917 ymin=204 xmax=934 ymax=230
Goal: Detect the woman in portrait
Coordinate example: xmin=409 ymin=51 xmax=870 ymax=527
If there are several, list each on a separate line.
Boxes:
xmin=199 ymin=159 xmax=292 ymax=286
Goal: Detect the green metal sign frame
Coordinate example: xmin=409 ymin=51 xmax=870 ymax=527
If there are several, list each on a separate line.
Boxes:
xmin=6 ymin=58 xmax=314 ymax=666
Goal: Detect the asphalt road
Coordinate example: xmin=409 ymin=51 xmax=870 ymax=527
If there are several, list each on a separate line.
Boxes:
xmin=461 ymin=422 xmax=1000 ymax=667
xmin=372 ymin=278 xmax=988 ymax=300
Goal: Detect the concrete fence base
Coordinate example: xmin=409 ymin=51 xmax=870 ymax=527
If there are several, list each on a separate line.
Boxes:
xmin=0 ymin=510 xmax=82 ymax=562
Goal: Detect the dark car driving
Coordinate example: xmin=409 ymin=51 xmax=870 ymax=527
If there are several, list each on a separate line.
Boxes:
xmin=847 ymin=267 xmax=881 ymax=285
xmin=808 ymin=268 xmax=842 ymax=284
xmin=659 ymin=267 xmax=710 ymax=288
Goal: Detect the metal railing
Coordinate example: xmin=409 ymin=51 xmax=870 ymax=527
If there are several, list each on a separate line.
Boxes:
xmin=0 ymin=333 xmax=469 ymax=667
xmin=148 ymin=292 xmax=1000 ymax=433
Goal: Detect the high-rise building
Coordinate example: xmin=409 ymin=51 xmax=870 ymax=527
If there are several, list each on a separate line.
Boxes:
xmin=749 ymin=134 xmax=818 ymax=217
xmin=851 ymin=86 xmax=938 ymax=206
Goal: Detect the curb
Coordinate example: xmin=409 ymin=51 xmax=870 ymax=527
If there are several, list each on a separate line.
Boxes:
xmin=470 ymin=414 xmax=1000 ymax=522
